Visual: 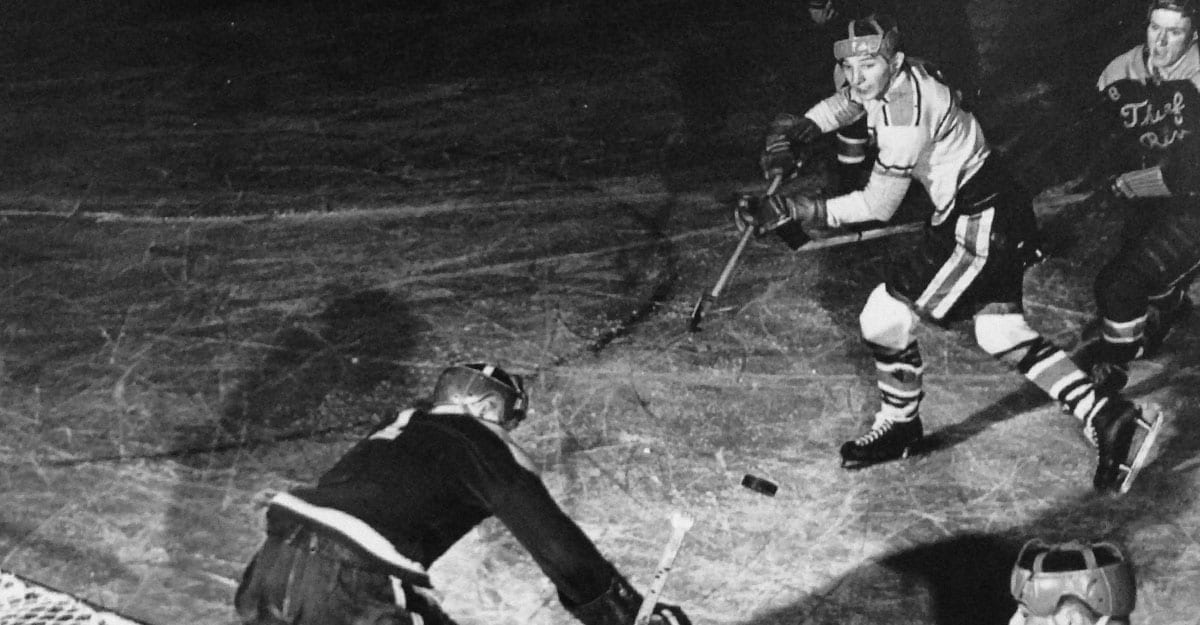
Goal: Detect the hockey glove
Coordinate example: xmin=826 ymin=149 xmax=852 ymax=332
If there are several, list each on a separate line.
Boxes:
xmin=734 ymin=193 xmax=826 ymax=236
xmin=787 ymin=194 xmax=827 ymax=227
xmin=1109 ymin=166 xmax=1172 ymax=199
xmin=734 ymin=193 xmax=790 ymax=236
xmin=759 ymin=114 xmax=822 ymax=180
xmin=650 ymin=603 xmax=692 ymax=625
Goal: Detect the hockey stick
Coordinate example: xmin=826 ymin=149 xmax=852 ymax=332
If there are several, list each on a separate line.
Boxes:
xmin=633 ymin=511 xmax=695 ymax=625
xmin=687 ymin=219 xmax=921 ymax=330
xmin=688 ymin=175 xmax=784 ymax=332
xmin=792 ymin=221 xmax=922 ymax=252
xmin=688 ymin=226 xmax=755 ymax=332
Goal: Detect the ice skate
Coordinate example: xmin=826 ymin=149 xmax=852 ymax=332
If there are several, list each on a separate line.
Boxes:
xmin=840 ymin=412 xmax=923 ymax=469
xmin=1072 ymin=340 xmax=1130 ymax=397
xmin=1088 ymin=399 xmax=1164 ymax=494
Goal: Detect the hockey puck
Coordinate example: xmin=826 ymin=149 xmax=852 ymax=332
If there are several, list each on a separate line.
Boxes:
xmin=741 ymin=474 xmax=778 ymax=497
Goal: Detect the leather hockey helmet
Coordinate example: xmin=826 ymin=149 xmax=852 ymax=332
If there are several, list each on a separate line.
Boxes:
xmin=834 ymin=13 xmax=901 ymax=60
xmin=1150 ymin=0 xmax=1199 ymax=21
xmin=432 ymin=363 xmax=528 ymax=428
xmin=1010 ymin=539 xmax=1136 ymax=618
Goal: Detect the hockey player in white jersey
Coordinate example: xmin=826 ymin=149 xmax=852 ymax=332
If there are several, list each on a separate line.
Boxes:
xmin=738 ymin=13 xmax=1161 ymax=493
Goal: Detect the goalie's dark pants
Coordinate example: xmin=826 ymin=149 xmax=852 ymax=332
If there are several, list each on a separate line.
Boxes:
xmin=1093 ymin=195 xmax=1200 ymax=360
xmin=235 ymin=520 xmax=457 ymax=625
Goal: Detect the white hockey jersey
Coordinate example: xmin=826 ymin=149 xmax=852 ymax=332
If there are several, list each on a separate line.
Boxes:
xmin=805 ymin=61 xmax=990 ymax=226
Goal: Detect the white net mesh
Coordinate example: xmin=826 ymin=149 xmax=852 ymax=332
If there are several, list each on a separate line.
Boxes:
xmin=0 ymin=571 xmax=145 ymax=625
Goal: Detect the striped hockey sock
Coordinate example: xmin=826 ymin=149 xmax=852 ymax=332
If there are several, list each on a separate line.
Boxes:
xmin=1000 ymin=336 xmax=1102 ymax=422
xmin=867 ymin=340 xmax=924 ymax=421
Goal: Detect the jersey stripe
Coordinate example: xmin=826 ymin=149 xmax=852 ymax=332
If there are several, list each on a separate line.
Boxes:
xmin=916 ymin=208 xmax=993 ymax=318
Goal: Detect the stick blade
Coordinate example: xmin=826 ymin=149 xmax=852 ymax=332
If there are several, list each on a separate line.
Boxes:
xmin=669 ymin=510 xmax=696 ymax=532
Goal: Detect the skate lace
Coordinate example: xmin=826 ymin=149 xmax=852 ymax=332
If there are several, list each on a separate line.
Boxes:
xmin=854 ymin=413 xmax=897 ymax=446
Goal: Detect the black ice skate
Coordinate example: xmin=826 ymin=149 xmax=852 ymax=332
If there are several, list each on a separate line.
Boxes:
xmin=1072 ymin=340 xmax=1130 ymax=397
xmin=1089 ymin=360 xmax=1130 ymax=398
xmin=1087 ymin=399 xmax=1164 ymax=494
xmin=840 ymin=413 xmax=923 ymax=469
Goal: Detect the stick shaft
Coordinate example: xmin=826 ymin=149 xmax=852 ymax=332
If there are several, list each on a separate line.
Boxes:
xmin=687 ymin=175 xmax=783 ymax=331
xmin=703 ymin=177 xmax=783 ymax=300
xmin=633 ymin=514 xmax=694 ymax=625
xmin=709 ymin=227 xmax=754 ymax=298
xmin=794 ymin=221 xmax=921 ymax=252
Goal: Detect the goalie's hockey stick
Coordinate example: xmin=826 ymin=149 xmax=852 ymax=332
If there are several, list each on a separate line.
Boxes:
xmin=633 ymin=511 xmax=695 ymax=625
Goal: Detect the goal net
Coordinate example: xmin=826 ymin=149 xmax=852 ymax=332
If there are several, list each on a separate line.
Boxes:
xmin=0 ymin=570 xmax=146 ymax=625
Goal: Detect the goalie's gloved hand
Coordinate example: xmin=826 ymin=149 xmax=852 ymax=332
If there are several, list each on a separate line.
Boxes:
xmin=649 ymin=603 xmax=692 ymax=625
xmin=759 ymin=114 xmax=821 ymax=180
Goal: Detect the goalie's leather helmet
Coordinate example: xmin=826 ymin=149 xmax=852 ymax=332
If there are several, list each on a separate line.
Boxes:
xmin=1010 ymin=539 xmax=1136 ymax=618
xmin=1150 ymin=0 xmax=1199 ymax=21
xmin=432 ymin=363 xmax=528 ymax=429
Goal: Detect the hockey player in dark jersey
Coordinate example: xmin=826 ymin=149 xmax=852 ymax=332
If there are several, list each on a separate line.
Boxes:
xmin=234 ymin=363 xmax=690 ymax=625
xmin=1074 ymin=0 xmax=1200 ymax=396
xmin=741 ymin=14 xmax=1161 ymax=493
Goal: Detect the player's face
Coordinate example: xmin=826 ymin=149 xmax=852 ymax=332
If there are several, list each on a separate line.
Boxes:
xmin=1146 ymin=8 xmax=1197 ymax=70
xmin=840 ymin=52 xmax=901 ymax=101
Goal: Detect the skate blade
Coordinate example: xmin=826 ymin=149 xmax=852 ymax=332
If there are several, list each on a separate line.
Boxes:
xmin=1118 ymin=404 xmax=1165 ymax=494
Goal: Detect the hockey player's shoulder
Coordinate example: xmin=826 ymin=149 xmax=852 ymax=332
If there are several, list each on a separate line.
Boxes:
xmin=416 ymin=410 xmax=541 ymax=475
xmin=1180 ymin=45 xmax=1200 ymax=90
xmin=1098 ymin=45 xmax=1151 ymax=89
xmin=879 ymin=63 xmax=950 ymax=127
xmin=875 ymin=66 xmax=917 ymax=126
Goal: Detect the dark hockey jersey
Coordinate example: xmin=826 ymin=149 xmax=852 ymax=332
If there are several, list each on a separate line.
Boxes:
xmin=1097 ymin=42 xmax=1200 ymax=192
xmin=265 ymin=406 xmax=619 ymax=608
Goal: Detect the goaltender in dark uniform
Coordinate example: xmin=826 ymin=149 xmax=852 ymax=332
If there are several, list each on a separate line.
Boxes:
xmin=234 ymin=363 xmax=690 ymax=625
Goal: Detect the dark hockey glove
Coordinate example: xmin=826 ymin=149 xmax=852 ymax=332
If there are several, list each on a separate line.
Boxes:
xmin=759 ymin=114 xmax=821 ymax=180
xmin=734 ymin=193 xmax=823 ymax=249
xmin=649 ymin=602 xmax=692 ymax=625
xmin=734 ymin=193 xmax=790 ymax=236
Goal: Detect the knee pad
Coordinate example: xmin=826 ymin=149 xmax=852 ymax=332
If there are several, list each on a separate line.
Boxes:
xmin=860 ymin=284 xmax=916 ymax=351
xmin=973 ymin=313 xmax=1040 ymax=356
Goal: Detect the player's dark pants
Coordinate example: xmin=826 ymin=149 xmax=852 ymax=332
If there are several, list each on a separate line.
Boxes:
xmin=888 ymin=155 xmax=1039 ymax=321
xmin=1094 ymin=196 xmax=1200 ymax=360
xmin=235 ymin=519 xmax=457 ymax=625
